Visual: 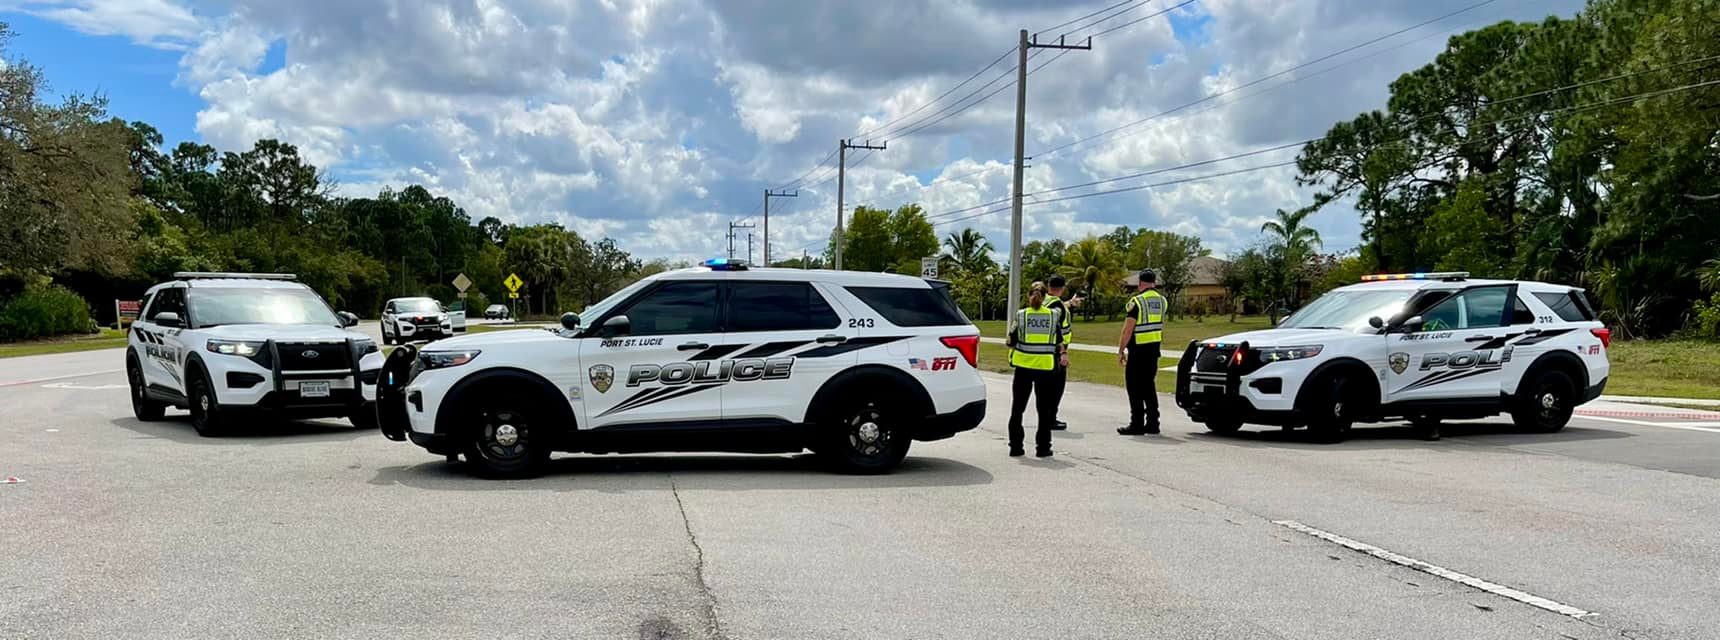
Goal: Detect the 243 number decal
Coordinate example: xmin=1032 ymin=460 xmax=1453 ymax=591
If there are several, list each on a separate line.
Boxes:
xmin=847 ymin=318 xmax=875 ymax=328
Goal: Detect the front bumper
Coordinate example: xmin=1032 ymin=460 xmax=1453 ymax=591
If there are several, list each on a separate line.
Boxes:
xmin=1174 ymin=341 xmax=1304 ymax=426
xmin=394 ymin=322 xmax=453 ymax=340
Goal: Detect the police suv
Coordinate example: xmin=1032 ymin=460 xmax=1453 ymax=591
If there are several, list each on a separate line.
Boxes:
xmin=377 ymin=260 xmax=987 ymax=478
xmin=1175 ymin=273 xmax=1610 ymax=441
xmin=380 ymin=296 xmax=457 ymax=345
xmin=125 ymin=273 xmax=384 ymax=436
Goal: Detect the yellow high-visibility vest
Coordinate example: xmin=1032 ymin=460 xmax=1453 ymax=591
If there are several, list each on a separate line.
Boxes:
xmin=1131 ymin=290 xmax=1166 ymax=344
xmin=1046 ymin=294 xmax=1073 ymax=344
xmin=1009 ymin=306 xmax=1062 ymax=370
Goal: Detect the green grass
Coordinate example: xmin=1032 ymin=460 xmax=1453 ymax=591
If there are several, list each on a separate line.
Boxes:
xmin=976 ymin=342 xmax=1180 ymax=393
xmin=0 ymin=328 xmax=128 ymax=359
xmin=1604 ymin=340 xmax=1720 ymax=400
xmin=973 ymin=315 xmax=1273 ymax=350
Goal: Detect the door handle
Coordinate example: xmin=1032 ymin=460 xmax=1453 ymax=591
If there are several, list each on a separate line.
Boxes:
xmin=677 ymin=342 xmax=709 ymax=351
xmin=1465 ymin=335 xmax=1495 ymax=343
xmin=816 ymin=335 xmax=848 ymax=344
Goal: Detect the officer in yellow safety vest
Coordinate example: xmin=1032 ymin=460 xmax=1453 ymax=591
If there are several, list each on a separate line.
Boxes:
xmin=1117 ymin=269 xmax=1166 ymax=435
xmin=1005 ymin=282 xmax=1069 ymax=457
xmin=1044 ymin=275 xmax=1080 ymax=431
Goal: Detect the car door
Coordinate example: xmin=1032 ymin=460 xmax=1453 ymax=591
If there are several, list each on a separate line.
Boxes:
xmin=381 ymin=301 xmax=397 ymax=338
xmin=1385 ymin=285 xmax=1517 ymax=403
xmin=718 ymin=280 xmax=854 ymax=424
xmin=578 ymin=280 xmax=726 ymax=429
xmin=445 ymin=301 xmax=467 ymax=332
xmin=136 ymin=287 xmax=190 ymax=393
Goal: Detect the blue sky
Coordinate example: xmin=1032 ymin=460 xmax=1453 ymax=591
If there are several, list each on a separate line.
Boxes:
xmin=2 ymin=0 xmax=1586 ymax=264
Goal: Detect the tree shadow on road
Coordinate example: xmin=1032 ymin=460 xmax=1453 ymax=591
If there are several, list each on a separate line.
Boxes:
xmin=1187 ymin=420 xmax=1635 ymax=450
xmin=368 ymin=453 xmax=995 ymax=492
xmin=109 ymin=415 xmax=373 ymax=446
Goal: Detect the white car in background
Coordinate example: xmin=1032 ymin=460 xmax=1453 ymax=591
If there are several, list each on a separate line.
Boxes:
xmin=380 ymin=297 xmax=456 ymax=344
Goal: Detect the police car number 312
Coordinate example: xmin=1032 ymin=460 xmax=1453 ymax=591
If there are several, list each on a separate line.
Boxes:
xmin=376 ymin=260 xmax=989 ymax=478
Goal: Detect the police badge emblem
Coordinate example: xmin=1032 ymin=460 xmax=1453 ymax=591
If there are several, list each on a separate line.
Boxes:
xmin=1389 ymin=352 xmax=1409 ymax=375
xmin=589 ymin=364 xmax=614 ymax=394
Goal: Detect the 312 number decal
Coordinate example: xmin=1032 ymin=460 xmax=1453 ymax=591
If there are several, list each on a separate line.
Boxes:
xmin=847 ymin=318 xmax=875 ymax=328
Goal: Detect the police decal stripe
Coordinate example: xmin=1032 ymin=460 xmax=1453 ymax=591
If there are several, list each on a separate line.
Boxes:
xmin=731 ymin=341 xmax=811 ymax=359
xmin=687 ymin=344 xmax=748 ymax=361
xmin=796 ymin=336 xmax=909 ymax=358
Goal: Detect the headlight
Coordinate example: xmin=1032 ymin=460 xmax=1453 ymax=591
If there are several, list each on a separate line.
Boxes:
xmin=351 ymin=338 xmax=378 ymax=355
xmin=1258 ymin=345 xmax=1323 ymax=363
xmin=419 ymin=350 xmax=481 ymax=369
xmin=207 ymin=339 xmax=264 ymax=356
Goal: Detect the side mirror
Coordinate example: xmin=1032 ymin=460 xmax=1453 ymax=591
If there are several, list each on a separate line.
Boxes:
xmin=1391 ymin=315 xmax=1423 ymax=334
xmin=1368 ymin=316 xmax=1384 ymax=329
xmin=560 ymin=312 xmax=581 ymax=331
xmin=337 ymin=311 xmax=359 ymax=327
xmin=599 ymin=315 xmax=631 ymax=338
xmin=154 ymin=312 xmax=181 ymax=328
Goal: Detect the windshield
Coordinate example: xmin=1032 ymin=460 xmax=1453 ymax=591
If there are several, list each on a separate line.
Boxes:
xmin=394 ymin=299 xmax=440 ymax=313
xmin=574 ymin=277 xmax=655 ymax=325
xmin=1279 ymin=288 xmax=1415 ymax=331
xmin=190 ymin=288 xmax=341 ymax=327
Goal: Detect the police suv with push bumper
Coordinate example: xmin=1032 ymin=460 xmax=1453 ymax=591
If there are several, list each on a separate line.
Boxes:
xmin=380 ymin=296 xmax=457 ymax=345
xmin=1175 ymin=272 xmax=1611 ymax=440
xmin=125 ymin=272 xmax=384 ymax=436
xmin=377 ymin=260 xmax=988 ymax=477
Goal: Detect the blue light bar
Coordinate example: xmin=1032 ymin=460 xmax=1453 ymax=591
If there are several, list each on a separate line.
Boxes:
xmin=1360 ymin=271 xmax=1468 ymax=282
xmin=702 ymin=258 xmax=749 ymax=271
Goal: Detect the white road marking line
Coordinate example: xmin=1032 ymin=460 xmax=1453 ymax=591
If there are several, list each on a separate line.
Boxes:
xmin=1572 ymin=414 xmax=1720 ymax=433
xmin=0 ymin=369 xmax=124 ymax=388
xmin=1272 ymin=520 xmax=1596 ymax=619
xmin=41 ymin=382 xmax=128 ymax=390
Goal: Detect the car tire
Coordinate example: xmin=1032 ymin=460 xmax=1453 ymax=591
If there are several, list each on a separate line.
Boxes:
xmin=1512 ymin=369 xmax=1576 ymax=433
xmin=818 ymin=396 xmax=911 ymax=474
xmin=127 ymin=356 xmax=166 ymax=421
xmin=1203 ymin=417 xmax=1243 ymax=434
xmin=460 ymin=393 xmax=550 ymax=478
xmin=187 ymin=372 xmax=228 ymax=437
xmin=1305 ymin=371 xmax=1360 ymax=444
xmin=380 ymin=323 xmax=394 ymax=346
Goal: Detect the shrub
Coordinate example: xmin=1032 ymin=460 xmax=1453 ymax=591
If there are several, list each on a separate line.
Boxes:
xmin=1689 ymin=293 xmax=1720 ymax=340
xmin=0 ymin=285 xmax=95 ymax=341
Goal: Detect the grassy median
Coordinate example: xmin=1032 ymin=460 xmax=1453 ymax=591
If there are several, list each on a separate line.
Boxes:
xmin=0 ymin=328 xmax=128 ymax=359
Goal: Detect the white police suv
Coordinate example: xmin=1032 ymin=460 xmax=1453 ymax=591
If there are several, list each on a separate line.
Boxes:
xmin=377 ymin=260 xmax=987 ymax=478
xmin=125 ymin=272 xmax=384 ymax=436
xmin=380 ymin=296 xmax=456 ymax=345
xmin=1175 ymin=273 xmax=1610 ymax=441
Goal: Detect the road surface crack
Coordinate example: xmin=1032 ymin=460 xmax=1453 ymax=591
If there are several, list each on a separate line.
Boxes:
xmin=669 ymin=474 xmax=726 ymax=640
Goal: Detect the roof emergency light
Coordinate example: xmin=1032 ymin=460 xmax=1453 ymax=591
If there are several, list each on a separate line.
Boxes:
xmin=1360 ymin=272 xmax=1469 ymax=282
xmin=702 ymin=258 xmax=749 ymax=271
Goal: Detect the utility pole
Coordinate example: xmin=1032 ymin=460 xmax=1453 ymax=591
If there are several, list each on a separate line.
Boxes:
xmin=1007 ymin=29 xmax=1090 ymax=322
xmin=746 ymin=232 xmax=755 ymax=265
xmin=763 ymin=189 xmax=797 ymax=266
xmin=727 ymin=221 xmax=755 ymax=260
xmin=803 ymin=249 xmax=809 ymax=270
xmin=835 ymin=138 xmax=886 ymax=271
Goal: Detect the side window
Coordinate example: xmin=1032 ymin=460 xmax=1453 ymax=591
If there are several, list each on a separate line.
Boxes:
xmin=385 ymin=302 xmax=396 ymax=314
xmin=1419 ymin=286 xmax=1509 ymax=331
xmin=618 ymin=282 xmax=719 ymax=336
xmin=1533 ymin=291 xmax=1593 ymax=322
xmin=146 ymin=289 xmax=184 ymax=320
xmin=1511 ymin=295 xmax=1535 ymax=325
xmin=844 ymin=286 xmax=969 ymax=327
xmin=726 ymin=282 xmax=841 ymax=332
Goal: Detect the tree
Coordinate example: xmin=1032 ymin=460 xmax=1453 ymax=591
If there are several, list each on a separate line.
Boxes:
xmin=838 ymin=206 xmax=894 ymax=272
xmin=1127 ymin=230 xmax=1208 ymax=316
xmin=1261 ymin=207 xmax=1323 ymax=309
xmin=0 ymin=25 xmax=137 ymax=277
xmin=887 ymin=204 xmax=939 ymax=274
xmin=574 ymin=237 xmax=640 ymax=307
xmin=1058 ymin=236 xmax=1126 ymax=321
xmin=942 ymin=229 xmax=995 ymax=273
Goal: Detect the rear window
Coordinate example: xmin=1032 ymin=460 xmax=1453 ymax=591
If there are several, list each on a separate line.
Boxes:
xmin=845 ymin=285 xmax=969 ymax=327
xmin=1533 ymin=291 xmax=1594 ymax=322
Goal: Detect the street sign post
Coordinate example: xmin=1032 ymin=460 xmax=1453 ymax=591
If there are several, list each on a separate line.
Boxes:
xmin=452 ymin=273 xmax=472 ymax=292
xmin=504 ymin=273 xmax=523 ymax=293
xmin=114 ymin=299 xmax=142 ymax=330
xmin=920 ymin=257 xmax=939 ymax=280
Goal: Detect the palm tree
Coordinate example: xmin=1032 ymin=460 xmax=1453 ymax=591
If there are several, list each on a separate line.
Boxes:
xmin=942 ymin=229 xmax=995 ymax=274
xmin=1058 ymin=237 xmax=1126 ymax=321
xmin=1262 ymin=208 xmax=1323 ymax=311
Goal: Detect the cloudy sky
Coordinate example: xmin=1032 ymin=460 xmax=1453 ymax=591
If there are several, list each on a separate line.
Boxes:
xmin=3 ymin=0 xmax=1583 ymax=264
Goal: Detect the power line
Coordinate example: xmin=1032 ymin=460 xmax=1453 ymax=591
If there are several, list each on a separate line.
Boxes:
xmin=925 ymin=75 xmax=1720 ymax=229
xmin=1087 ymin=0 xmax=1197 ymax=39
xmin=1034 ymin=0 xmax=1504 ymax=159
xmin=1037 ymin=0 xmax=1142 ymax=36
xmin=777 ymin=147 xmax=839 ymax=191
xmin=855 ymin=47 xmax=1018 ymax=140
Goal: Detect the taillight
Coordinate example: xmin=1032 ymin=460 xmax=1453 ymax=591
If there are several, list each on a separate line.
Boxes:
xmin=941 ymin=335 xmax=980 ymax=368
xmin=1590 ymin=327 xmax=1611 ymax=349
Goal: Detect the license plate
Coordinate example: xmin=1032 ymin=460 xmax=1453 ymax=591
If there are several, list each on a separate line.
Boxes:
xmin=1193 ymin=384 xmax=1218 ymax=394
xmin=300 ymin=381 xmax=331 ymax=398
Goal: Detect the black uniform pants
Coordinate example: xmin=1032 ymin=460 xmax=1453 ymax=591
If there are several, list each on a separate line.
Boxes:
xmin=1047 ymin=359 xmax=1067 ymax=416
xmin=1008 ymin=367 xmax=1057 ymax=450
xmin=1126 ymin=342 xmax=1161 ymax=428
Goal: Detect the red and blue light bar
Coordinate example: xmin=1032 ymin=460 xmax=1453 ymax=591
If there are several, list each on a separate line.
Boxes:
xmin=1360 ymin=271 xmax=1469 ymax=282
xmin=702 ymin=258 xmax=749 ymax=271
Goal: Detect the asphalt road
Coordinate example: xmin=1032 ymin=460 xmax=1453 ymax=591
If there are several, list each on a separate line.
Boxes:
xmin=3 ymin=348 xmax=1719 ymax=639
